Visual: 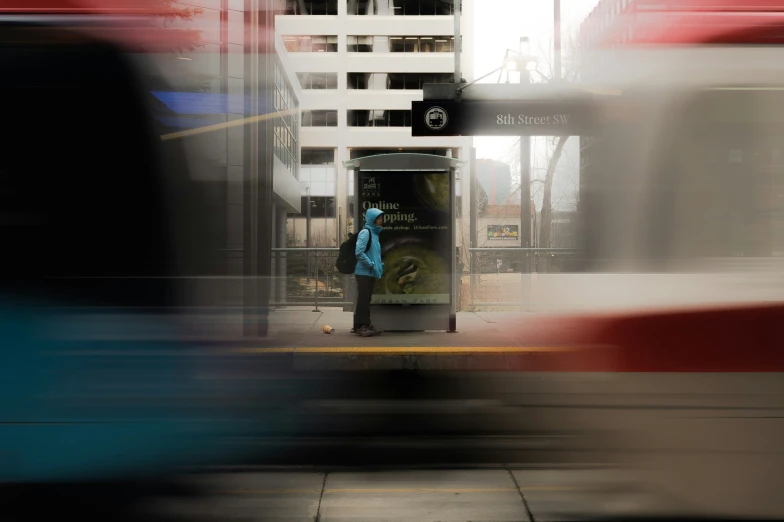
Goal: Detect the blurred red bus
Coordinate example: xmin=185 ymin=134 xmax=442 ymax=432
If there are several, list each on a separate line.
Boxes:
xmin=501 ymin=7 xmax=784 ymax=519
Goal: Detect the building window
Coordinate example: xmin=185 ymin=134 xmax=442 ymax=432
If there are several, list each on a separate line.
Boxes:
xmin=348 ymin=35 xmax=454 ymax=52
xmin=282 ymin=35 xmax=338 ymax=52
xmin=302 ymin=149 xmax=334 ymax=165
xmin=285 ymin=0 xmax=338 ymax=14
xmin=302 ymin=110 xmax=338 ymax=127
xmin=348 ymin=0 xmax=454 ymax=15
xmin=347 ymin=0 xmax=377 ymax=15
xmin=291 ymin=196 xmax=336 ymax=218
xmin=347 ymin=110 xmax=411 ymax=127
xmin=298 ymin=149 xmax=336 ymax=219
xmin=346 ymin=73 xmax=389 ymax=90
xmin=300 ymin=164 xmax=335 ymax=197
xmin=297 ymin=72 xmax=338 ymax=89
xmin=347 ymin=35 xmax=373 ymax=52
xmin=349 ymin=72 xmax=453 ymax=90
xmin=273 ymin=59 xmax=299 ymax=176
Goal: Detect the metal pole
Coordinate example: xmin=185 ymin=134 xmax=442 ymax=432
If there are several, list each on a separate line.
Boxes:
xmin=454 ymin=0 xmax=461 ymax=83
xmin=469 ymin=147 xmax=477 ymax=309
xmin=277 ymin=205 xmax=287 ymax=309
xmin=519 ymin=36 xmax=532 ymax=274
xmin=313 ymin=247 xmax=320 ymax=312
xmin=306 ymin=185 xmax=311 ymax=285
xmin=521 ymin=137 xmax=531 ymax=273
xmin=554 ymin=0 xmax=561 ymax=81
xmin=520 ymin=103 xmax=531 ymax=274
xmin=449 ymin=167 xmax=457 ymax=332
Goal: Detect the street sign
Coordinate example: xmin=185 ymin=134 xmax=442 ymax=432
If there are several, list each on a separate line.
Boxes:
xmin=411 ymin=100 xmax=461 ymax=136
xmin=412 ymin=99 xmax=595 ymax=136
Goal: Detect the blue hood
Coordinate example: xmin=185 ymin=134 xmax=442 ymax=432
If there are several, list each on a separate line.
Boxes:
xmin=365 ymin=208 xmax=384 ymax=233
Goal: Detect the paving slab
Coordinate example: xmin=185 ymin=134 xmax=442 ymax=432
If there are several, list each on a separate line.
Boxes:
xmin=319 ymin=470 xmax=530 ymax=522
xmin=511 ymin=469 xmax=661 ymax=521
xmin=148 ymin=472 xmax=325 ymax=521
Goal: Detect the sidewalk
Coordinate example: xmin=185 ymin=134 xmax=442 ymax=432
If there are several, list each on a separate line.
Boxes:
xmin=231 ymin=309 xmax=586 ymax=371
xmin=265 ymin=309 xmax=574 ymax=349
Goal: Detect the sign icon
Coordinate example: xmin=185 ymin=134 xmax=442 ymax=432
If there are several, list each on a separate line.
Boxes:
xmin=425 ymin=106 xmax=448 ymax=131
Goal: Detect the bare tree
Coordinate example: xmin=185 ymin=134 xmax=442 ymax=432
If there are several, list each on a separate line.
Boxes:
xmin=505 ymin=30 xmax=581 ymax=249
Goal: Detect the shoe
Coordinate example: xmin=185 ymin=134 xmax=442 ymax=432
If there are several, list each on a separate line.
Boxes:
xmin=356 ymin=326 xmax=374 ymax=337
xmin=368 ymin=325 xmax=383 ymax=336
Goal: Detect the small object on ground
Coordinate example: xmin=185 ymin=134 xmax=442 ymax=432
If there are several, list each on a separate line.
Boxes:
xmin=323 ymin=325 xmax=335 ymax=334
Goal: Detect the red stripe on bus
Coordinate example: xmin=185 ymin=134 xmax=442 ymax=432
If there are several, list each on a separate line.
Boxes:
xmin=496 ymin=304 xmax=784 ymax=373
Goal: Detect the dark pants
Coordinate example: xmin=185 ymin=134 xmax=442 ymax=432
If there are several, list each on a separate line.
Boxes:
xmin=354 ymin=275 xmax=375 ymax=329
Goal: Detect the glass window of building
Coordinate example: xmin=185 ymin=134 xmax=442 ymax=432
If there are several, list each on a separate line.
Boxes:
xmin=285 ymin=0 xmax=338 ymax=14
xmin=348 ymin=35 xmax=454 ymax=52
xmin=348 ymin=72 xmax=453 ymax=89
xmin=282 ymin=35 xmax=338 ymax=52
xmin=294 ymin=148 xmax=337 ymax=222
xmin=290 ymin=196 xmax=336 ymax=219
xmin=302 ymin=149 xmax=335 ymax=165
xmin=347 ymin=0 xmax=375 ymax=15
xmin=297 ymin=73 xmax=338 ymax=89
xmin=302 ymin=110 xmax=338 ymax=127
xmin=347 ymin=35 xmax=374 ymax=52
xmin=272 ymin=59 xmax=299 ymax=176
xmin=348 ymin=0 xmax=454 ymax=15
xmin=347 ymin=110 xmax=411 ymax=127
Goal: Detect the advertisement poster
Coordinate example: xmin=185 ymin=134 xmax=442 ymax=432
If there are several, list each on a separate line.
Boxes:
xmin=358 ymin=171 xmax=452 ymax=305
xmin=487 ymin=225 xmax=518 ymax=239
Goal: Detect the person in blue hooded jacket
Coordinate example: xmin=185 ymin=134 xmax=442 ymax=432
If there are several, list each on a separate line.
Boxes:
xmin=353 ymin=207 xmax=385 ymax=337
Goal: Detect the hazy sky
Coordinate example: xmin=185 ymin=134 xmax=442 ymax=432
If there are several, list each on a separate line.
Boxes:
xmin=471 ymin=0 xmax=598 ymax=162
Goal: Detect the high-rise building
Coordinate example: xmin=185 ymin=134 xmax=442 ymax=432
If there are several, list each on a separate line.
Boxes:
xmin=277 ymin=0 xmax=474 ymax=251
xmin=476 ymin=159 xmax=512 ymax=205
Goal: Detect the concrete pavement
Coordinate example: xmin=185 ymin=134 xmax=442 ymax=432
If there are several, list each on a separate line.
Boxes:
xmin=260 ymin=309 xmax=580 ymax=346
xmin=230 ymin=309 xmax=586 ymax=371
xmin=140 ymin=468 xmax=662 ymax=521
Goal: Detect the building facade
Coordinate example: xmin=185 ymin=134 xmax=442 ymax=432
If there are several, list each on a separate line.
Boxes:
xmin=476 ymin=159 xmax=513 ymax=206
xmin=276 ymin=0 xmax=474 ymax=261
xmin=156 ymin=1 xmax=302 ymax=333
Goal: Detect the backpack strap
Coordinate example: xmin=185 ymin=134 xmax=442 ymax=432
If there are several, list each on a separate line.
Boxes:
xmin=360 ymin=228 xmax=371 ymax=252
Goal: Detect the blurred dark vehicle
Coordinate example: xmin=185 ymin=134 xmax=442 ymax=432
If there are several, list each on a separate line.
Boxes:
xmin=0 ymin=5 xmax=284 ymax=510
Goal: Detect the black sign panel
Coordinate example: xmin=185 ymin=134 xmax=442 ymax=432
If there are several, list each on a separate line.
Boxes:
xmin=412 ymin=99 xmax=595 ymax=136
xmin=358 ymin=171 xmax=452 ymax=306
xmin=411 ymin=100 xmax=462 ymax=137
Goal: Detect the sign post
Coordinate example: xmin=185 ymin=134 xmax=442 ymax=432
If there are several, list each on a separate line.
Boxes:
xmin=412 ymin=99 xmax=594 ymax=137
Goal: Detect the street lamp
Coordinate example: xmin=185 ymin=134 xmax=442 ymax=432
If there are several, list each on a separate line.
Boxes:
xmin=497 ymin=48 xmax=538 ymax=84
xmin=498 ymin=43 xmax=538 ymax=273
xmin=456 ymin=49 xmax=538 ymax=94
xmin=503 ymin=53 xmax=538 ymax=72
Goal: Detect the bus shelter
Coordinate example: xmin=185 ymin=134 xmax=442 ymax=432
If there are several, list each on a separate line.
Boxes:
xmin=344 ymin=153 xmax=463 ymax=332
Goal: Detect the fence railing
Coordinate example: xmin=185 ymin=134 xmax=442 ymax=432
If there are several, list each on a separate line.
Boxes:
xmin=235 ymin=246 xmax=584 ymax=311
xmin=270 ymin=247 xmax=351 ymax=311
xmin=466 ymin=247 xmax=584 ymax=309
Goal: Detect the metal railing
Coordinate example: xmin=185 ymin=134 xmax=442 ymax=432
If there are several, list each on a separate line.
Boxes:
xmin=466 ymin=247 xmax=583 ymax=308
xmin=270 ymin=247 xmax=351 ymax=311
xmin=229 ymin=246 xmax=583 ymax=311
